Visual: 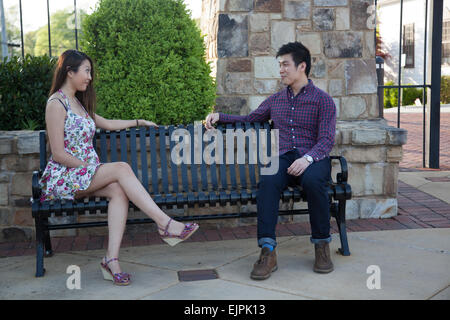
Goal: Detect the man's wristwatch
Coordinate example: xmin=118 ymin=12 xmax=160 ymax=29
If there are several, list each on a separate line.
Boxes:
xmin=303 ymin=154 xmax=314 ymax=164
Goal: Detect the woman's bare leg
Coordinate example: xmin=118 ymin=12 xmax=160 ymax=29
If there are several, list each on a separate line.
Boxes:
xmin=75 ymin=162 xmax=186 ymax=236
xmin=82 ymin=182 xmax=128 ymax=275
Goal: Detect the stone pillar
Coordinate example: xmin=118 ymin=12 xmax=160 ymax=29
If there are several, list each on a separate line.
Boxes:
xmin=0 ymin=131 xmax=40 ymax=242
xmin=201 ymin=0 xmax=407 ymax=219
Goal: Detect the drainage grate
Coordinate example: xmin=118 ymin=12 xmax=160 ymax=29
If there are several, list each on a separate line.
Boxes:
xmin=177 ymin=269 xmax=219 ymax=282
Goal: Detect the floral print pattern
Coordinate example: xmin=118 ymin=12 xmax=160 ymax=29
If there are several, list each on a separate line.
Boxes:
xmin=39 ymin=91 xmax=102 ymax=202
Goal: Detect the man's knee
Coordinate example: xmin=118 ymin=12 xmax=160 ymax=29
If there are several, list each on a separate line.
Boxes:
xmin=301 ymin=171 xmax=326 ymax=192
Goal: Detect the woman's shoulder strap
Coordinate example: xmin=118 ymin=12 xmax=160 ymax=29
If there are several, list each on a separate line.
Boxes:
xmin=48 ymin=93 xmax=69 ymax=111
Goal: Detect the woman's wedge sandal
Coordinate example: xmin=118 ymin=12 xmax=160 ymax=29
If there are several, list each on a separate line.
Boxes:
xmin=159 ymin=218 xmax=199 ymax=247
xmin=100 ymin=257 xmax=131 ymax=286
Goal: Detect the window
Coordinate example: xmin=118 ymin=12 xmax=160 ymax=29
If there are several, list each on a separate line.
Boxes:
xmin=402 ymin=23 xmax=415 ymax=68
xmin=443 ymin=20 xmax=450 ymax=64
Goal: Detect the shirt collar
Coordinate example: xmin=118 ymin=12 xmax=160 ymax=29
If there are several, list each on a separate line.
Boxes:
xmin=287 ymin=79 xmax=313 ymax=97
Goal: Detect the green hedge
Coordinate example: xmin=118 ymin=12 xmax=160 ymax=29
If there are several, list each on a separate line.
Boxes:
xmin=80 ymin=0 xmax=216 ymax=125
xmin=0 ymin=55 xmax=56 ymax=130
xmin=383 ymin=81 xmax=428 ymax=108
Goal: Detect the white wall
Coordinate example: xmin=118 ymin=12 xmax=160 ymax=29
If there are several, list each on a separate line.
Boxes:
xmin=378 ymin=0 xmax=430 ymax=84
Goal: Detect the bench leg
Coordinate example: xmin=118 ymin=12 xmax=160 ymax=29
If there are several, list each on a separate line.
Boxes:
xmin=43 ymin=217 xmax=53 ymax=257
xmin=335 ymin=200 xmax=351 ymax=256
xmin=34 ymin=216 xmax=46 ymax=277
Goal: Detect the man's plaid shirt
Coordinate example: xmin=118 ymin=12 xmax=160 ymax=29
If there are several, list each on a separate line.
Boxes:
xmin=218 ymin=79 xmax=336 ymax=161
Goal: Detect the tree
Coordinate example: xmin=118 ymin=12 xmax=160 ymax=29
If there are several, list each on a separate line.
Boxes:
xmin=33 ymin=8 xmax=87 ymax=57
xmin=80 ymin=0 xmax=216 ymax=125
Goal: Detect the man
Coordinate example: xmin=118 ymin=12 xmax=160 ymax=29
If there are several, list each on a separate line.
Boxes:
xmin=204 ymin=42 xmax=337 ymax=279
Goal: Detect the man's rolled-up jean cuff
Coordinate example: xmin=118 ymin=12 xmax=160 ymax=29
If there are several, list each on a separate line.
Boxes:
xmin=310 ymin=236 xmax=332 ymax=244
xmin=258 ymin=237 xmax=277 ymax=248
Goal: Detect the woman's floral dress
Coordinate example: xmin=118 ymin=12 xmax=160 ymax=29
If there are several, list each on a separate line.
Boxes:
xmin=39 ymin=90 xmax=102 ymax=202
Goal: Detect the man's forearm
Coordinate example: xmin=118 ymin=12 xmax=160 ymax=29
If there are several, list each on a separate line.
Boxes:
xmin=218 ymin=112 xmax=249 ymax=123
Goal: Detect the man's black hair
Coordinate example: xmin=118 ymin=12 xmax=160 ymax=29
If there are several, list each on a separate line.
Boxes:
xmin=276 ymin=42 xmax=311 ymax=77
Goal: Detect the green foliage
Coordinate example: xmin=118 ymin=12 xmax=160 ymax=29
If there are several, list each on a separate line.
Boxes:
xmin=441 ymin=76 xmax=450 ymax=104
xmin=80 ymin=0 xmax=216 ymax=125
xmin=34 ymin=9 xmax=88 ymax=57
xmin=383 ymin=81 xmax=398 ymax=108
xmin=0 ymin=55 xmax=56 ymax=130
xmin=402 ymin=86 xmax=426 ymax=106
xmin=383 ymin=81 xmax=427 ymax=108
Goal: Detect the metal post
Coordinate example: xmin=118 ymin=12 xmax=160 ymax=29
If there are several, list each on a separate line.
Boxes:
xmin=0 ymin=0 xmax=8 ymax=60
xmin=422 ymin=0 xmax=429 ymax=168
xmin=376 ymin=56 xmax=384 ymax=118
xmin=74 ymin=0 xmax=78 ymax=50
xmin=19 ymin=0 xmax=24 ymax=58
xmin=47 ymin=0 xmax=51 ymax=57
xmin=428 ymin=0 xmax=443 ymax=169
xmin=397 ymin=0 xmax=404 ymax=128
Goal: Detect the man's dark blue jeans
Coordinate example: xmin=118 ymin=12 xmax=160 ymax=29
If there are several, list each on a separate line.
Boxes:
xmin=256 ymin=149 xmax=332 ymax=249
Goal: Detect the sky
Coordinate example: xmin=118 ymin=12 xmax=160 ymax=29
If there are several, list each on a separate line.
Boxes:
xmin=3 ymin=0 xmax=202 ymax=34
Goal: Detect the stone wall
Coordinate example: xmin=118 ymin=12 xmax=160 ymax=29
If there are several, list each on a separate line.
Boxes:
xmin=0 ymin=131 xmax=40 ymax=242
xmin=200 ymin=0 xmax=407 ymax=219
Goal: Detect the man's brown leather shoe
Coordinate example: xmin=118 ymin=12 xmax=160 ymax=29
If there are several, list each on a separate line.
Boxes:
xmin=250 ymin=247 xmax=278 ymax=280
xmin=313 ymin=242 xmax=334 ymax=273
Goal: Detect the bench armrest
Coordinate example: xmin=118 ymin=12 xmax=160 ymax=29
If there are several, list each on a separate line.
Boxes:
xmin=329 ymin=156 xmax=348 ymax=184
xmin=329 ymin=156 xmax=352 ymax=200
xmin=32 ymin=170 xmax=42 ymax=201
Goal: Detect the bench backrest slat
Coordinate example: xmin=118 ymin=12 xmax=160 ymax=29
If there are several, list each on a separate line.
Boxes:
xmin=168 ymin=126 xmax=179 ymax=193
xmin=236 ymin=123 xmax=247 ymax=190
xmin=99 ymin=131 xmax=108 ymax=163
xmin=246 ymin=122 xmax=257 ymax=189
xmin=158 ymin=126 xmax=170 ymax=194
xmin=226 ymin=124 xmax=238 ymax=191
xmin=39 ymin=131 xmax=47 ymax=171
xmin=175 ymin=125 xmax=189 ymax=193
xmin=216 ymin=124 xmax=228 ymax=191
xmin=149 ymin=127 xmax=159 ymax=194
xmin=129 ymin=128 xmax=138 ymax=177
xmin=139 ymin=127 xmax=150 ymax=192
xmin=110 ymin=132 xmax=118 ymax=162
xmin=188 ymin=124 xmax=199 ymax=192
xmin=199 ymin=126 xmax=209 ymax=191
xmin=120 ymin=130 xmax=128 ymax=162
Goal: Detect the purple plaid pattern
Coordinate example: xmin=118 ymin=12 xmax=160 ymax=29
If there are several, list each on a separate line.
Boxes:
xmin=218 ymin=79 xmax=336 ymax=161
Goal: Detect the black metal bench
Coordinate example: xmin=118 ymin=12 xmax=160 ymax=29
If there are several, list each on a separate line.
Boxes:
xmin=31 ymin=122 xmax=352 ymax=277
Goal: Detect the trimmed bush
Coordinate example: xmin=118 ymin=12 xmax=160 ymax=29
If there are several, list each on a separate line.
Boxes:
xmin=383 ymin=81 xmax=427 ymax=108
xmin=402 ymin=86 xmax=425 ymax=106
xmin=0 ymin=55 xmax=56 ymax=130
xmin=383 ymin=80 xmax=398 ymax=108
xmin=80 ymin=0 xmax=216 ymax=125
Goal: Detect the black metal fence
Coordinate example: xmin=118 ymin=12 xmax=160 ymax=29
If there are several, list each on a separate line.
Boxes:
xmin=0 ymin=0 xmax=92 ymax=59
xmin=375 ymin=0 xmax=443 ymax=168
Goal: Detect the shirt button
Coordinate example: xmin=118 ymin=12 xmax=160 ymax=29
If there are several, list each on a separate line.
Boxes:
xmin=291 ymin=107 xmax=294 ymax=110
xmin=292 ymin=136 xmax=295 ymax=139
xmin=290 ymin=119 xmax=292 ymax=122
xmin=291 ymin=128 xmax=294 ymax=131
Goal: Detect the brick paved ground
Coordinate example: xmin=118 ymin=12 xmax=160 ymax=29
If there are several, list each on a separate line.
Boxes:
xmin=1 ymin=112 xmax=449 ymax=258
xmin=384 ymin=112 xmax=450 ymax=170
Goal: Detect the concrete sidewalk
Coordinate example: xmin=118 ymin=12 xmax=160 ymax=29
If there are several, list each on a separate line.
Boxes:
xmin=0 ymin=170 xmax=449 ymax=300
xmin=0 ymin=228 xmax=448 ymax=300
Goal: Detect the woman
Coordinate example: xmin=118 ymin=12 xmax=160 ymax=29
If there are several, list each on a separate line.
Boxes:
xmin=39 ymin=50 xmax=199 ymax=286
